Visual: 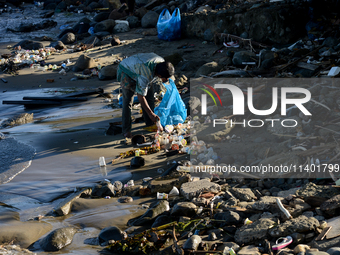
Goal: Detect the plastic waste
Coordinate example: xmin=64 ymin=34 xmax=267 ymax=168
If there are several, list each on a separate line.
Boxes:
xmin=157 ymin=192 xmax=168 ymax=199
xmin=157 ymin=8 xmax=181 ymax=41
xmin=154 ymin=79 xmax=187 ymax=126
xmin=99 ymin=156 xmax=106 ymax=166
xmin=169 ymin=186 xmax=179 ymax=196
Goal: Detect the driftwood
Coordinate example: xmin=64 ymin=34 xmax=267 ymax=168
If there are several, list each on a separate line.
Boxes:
xmin=276 ymin=198 xmax=292 ymax=219
xmin=214 ymin=33 xmax=269 ymax=50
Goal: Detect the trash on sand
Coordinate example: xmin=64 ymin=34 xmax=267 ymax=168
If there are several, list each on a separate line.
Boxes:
xmin=99 ymin=156 xmax=106 ymax=167
xmin=169 ymin=186 xmax=179 ymax=196
xmin=157 ymin=192 xmax=168 ymax=200
xmin=328 ymin=67 xmax=340 ymax=77
xmin=272 ymin=236 xmax=293 ymax=250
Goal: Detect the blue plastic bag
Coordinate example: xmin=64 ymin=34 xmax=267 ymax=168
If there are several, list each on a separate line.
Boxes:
xmin=157 ymin=8 xmax=181 ymax=41
xmin=154 ymin=79 xmax=187 ymax=126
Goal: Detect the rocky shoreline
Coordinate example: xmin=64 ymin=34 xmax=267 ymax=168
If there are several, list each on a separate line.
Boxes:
xmin=1 ymin=0 xmax=340 ymax=254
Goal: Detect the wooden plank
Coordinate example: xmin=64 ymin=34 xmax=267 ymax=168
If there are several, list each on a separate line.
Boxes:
xmin=296 ymin=61 xmax=320 ymax=71
xmin=315 ymin=226 xmax=332 ymax=241
xmin=22 ymin=96 xmax=88 ymax=101
xmin=2 ymin=100 xmax=61 ymax=105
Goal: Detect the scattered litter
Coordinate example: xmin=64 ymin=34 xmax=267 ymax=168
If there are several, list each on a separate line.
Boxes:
xmin=272 ymin=236 xmax=293 ymax=250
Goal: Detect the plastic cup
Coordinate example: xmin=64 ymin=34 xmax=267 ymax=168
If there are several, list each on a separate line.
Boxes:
xmin=99 ymin=156 xmax=106 ymax=167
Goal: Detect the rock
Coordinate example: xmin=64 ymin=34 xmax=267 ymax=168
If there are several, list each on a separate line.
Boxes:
xmin=73 ymin=22 xmax=90 ymax=34
xmin=141 ymin=11 xmax=159 ymax=28
xmin=232 ymin=51 xmax=257 ymax=66
xmin=51 ymin=188 xmax=91 ymax=216
xmin=72 ymin=54 xmax=97 ymax=72
xmin=277 ymin=188 xmax=301 ymax=198
xmin=151 ymin=215 xmax=171 ymax=228
xmin=327 ymin=247 xmax=340 ymax=255
xmin=135 ymin=0 xmax=148 ymax=7
xmin=95 ymin=32 xmax=111 ymax=40
xmin=128 ymin=200 xmax=170 ymax=226
xmin=0 ymin=245 xmax=36 ymax=254
xmin=1 ymin=113 xmax=33 ymax=127
xmin=196 ymin=6 xmax=212 ymax=13
xmin=269 ymin=215 xmax=319 ymax=238
xmin=208 ymin=232 xmax=217 ymax=241
xmin=55 ymin=1 xmax=67 ymax=11
xmin=296 ymin=182 xmax=339 ymax=199
xmin=93 ymin=12 xmax=110 ymax=22
xmin=294 ymin=244 xmax=310 ymax=254
xmin=111 ymin=37 xmax=121 ymax=46
xmin=135 ymin=7 xmax=148 ymax=19
xmin=320 ymin=194 xmax=340 ymax=214
xmin=230 ymin=188 xmax=256 ymax=202
xmin=98 ymin=65 xmax=118 ymax=80
xmin=98 ymin=226 xmax=124 ymax=244
xmin=195 ymin=61 xmax=222 ymax=77
xmin=94 ymin=19 xmax=116 ymax=33
xmin=234 ymin=218 xmax=276 ymax=244
xmin=306 ymin=252 xmax=330 ymax=255
xmin=83 ymin=36 xmax=101 ymax=47
xmin=237 ymin=245 xmax=261 ymax=255
xmin=171 ymin=202 xmax=197 ymax=217
xmin=180 ymin=179 xmax=221 ymax=200
xmin=39 ymin=227 xmax=77 ymax=251
xmin=240 ymin=31 xmax=249 ymax=39
xmin=49 ymin=41 xmax=65 ymax=50
xmin=13 ymin=40 xmax=44 ymax=50
xmin=252 ymin=196 xmax=282 ymax=211
xmin=214 ymin=211 xmax=241 ymax=224
xmin=203 ymin=28 xmax=214 ymax=41
xmin=113 ymin=20 xmax=130 ymax=33
xmin=87 ymin=1 xmax=100 ymax=10
xmin=92 ymin=181 xmax=115 ymax=197
xmin=123 ymin=185 xmax=142 ymax=196
xmin=60 ymin=32 xmax=75 ymax=44
xmin=58 ymin=28 xmax=74 ymax=39
xmin=183 ymin=235 xmax=201 ymax=250
xmin=152 ymin=4 xmax=168 ymax=14
xmin=322 ymin=37 xmax=339 ymax=48
xmin=109 ymin=9 xmax=128 ymax=20
xmin=126 ymin=16 xmax=140 ymax=28
xmin=311 ymin=236 xmax=340 ymax=251
xmin=118 ymin=196 xmax=133 ymax=203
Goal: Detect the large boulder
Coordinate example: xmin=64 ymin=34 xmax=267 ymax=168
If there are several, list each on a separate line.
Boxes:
xmin=39 ymin=227 xmax=77 ymax=251
xmin=126 ymin=15 xmax=140 ymax=28
xmin=171 ymin=202 xmax=197 ymax=217
xmin=93 ymin=12 xmax=111 ymax=22
xmin=128 ymin=200 xmax=170 ymax=226
xmin=180 ymin=179 xmax=221 ymax=200
xmin=234 ymin=218 xmax=276 ymax=245
xmin=113 ymin=20 xmax=130 ymax=33
xmin=91 ymin=181 xmax=116 ymax=197
xmin=49 ymin=41 xmax=65 ymax=50
xmin=98 ymin=226 xmax=125 ymax=244
xmin=94 ymin=19 xmax=116 ymax=33
xmin=109 ymin=9 xmax=127 ymax=20
xmin=13 ymin=40 xmax=44 ymax=50
xmin=269 ymin=215 xmax=319 ymax=238
xmin=60 ymin=32 xmax=76 ymax=44
xmin=195 ymin=61 xmax=222 ymax=77
xmin=72 ymin=54 xmax=97 ymax=72
xmin=141 ymin=11 xmax=159 ymax=28
xmin=98 ymin=65 xmax=117 ymax=80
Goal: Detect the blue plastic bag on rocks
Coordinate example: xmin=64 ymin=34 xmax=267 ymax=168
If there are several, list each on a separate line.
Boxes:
xmin=154 ymin=79 xmax=187 ymax=126
xmin=157 ymin=8 xmax=181 ymax=41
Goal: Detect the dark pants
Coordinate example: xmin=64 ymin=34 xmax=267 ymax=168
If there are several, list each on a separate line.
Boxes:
xmin=121 ymin=83 xmax=155 ymax=135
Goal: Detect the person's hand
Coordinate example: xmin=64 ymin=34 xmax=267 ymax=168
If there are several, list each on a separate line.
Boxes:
xmin=148 ymin=112 xmax=160 ymax=123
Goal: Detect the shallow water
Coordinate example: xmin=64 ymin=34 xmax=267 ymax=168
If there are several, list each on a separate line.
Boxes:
xmin=0 ymin=4 xmax=95 ymax=43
